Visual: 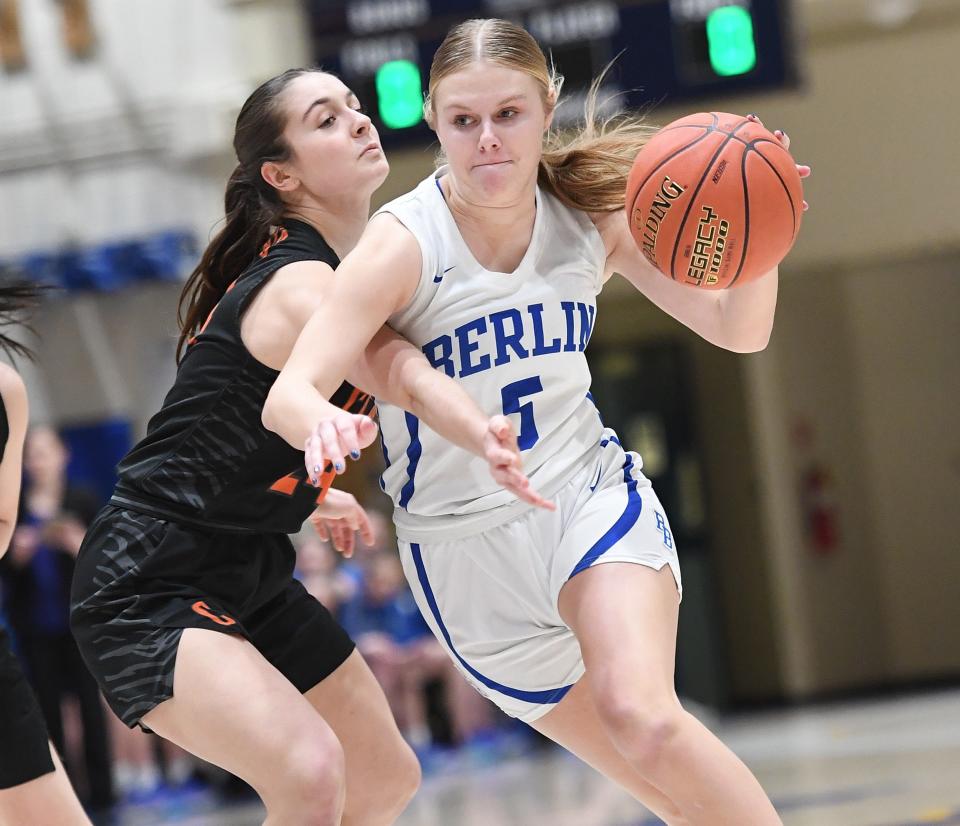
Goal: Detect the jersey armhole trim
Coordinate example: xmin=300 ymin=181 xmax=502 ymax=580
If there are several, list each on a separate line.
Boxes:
xmin=231 ymin=253 xmax=305 ymax=331
xmin=373 ymin=209 xmax=429 ymax=321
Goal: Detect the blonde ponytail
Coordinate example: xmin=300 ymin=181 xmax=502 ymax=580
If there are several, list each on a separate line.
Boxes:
xmin=539 ymin=73 xmax=659 ymax=213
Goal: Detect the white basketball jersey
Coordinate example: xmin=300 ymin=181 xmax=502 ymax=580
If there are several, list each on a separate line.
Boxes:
xmin=375 ymin=167 xmax=609 ymax=542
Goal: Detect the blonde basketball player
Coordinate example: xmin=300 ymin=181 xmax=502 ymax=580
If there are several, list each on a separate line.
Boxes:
xmin=264 ymin=19 xmax=810 ymax=826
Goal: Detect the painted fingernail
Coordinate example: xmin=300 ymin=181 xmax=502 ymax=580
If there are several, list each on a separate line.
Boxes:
xmin=334 ymin=461 xmax=344 ymax=472
xmin=311 ymin=476 xmax=318 ymax=486
xmin=313 ymin=465 xmax=321 ymax=474
xmin=803 ymin=200 xmax=809 ymax=211
xmin=350 ymin=450 xmax=360 ymax=460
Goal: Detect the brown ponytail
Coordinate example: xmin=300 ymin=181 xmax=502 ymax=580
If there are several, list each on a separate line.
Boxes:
xmin=0 ymin=270 xmax=47 ymax=360
xmin=176 ymin=68 xmax=317 ymax=361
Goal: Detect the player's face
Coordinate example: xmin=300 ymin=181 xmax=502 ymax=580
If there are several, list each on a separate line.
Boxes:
xmin=277 ymin=72 xmax=388 ymax=202
xmin=433 ymin=63 xmax=552 ymax=204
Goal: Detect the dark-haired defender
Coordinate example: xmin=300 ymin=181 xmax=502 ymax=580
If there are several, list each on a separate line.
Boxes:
xmin=70 ymin=69 xmax=542 ymax=826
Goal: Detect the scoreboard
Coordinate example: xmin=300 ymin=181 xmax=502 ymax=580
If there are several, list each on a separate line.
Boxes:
xmin=305 ymin=0 xmax=798 ymax=146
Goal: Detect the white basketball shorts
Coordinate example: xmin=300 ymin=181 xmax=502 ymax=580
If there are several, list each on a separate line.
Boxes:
xmin=397 ymin=429 xmax=682 ymax=723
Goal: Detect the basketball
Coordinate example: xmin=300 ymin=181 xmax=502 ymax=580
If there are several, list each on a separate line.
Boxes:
xmin=626 ymin=112 xmax=804 ymax=289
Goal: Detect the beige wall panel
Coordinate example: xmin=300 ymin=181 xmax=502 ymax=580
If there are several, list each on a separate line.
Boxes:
xmin=841 ymin=256 xmax=960 ymax=678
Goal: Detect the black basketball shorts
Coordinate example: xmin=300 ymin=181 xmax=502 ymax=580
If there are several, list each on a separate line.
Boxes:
xmin=70 ymin=506 xmax=355 ymax=729
xmin=0 ymin=627 xmax=56 ymax=788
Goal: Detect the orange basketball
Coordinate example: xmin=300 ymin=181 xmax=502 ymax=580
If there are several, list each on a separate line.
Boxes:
xmin=626 ymin=112 xmax=803 ymax=289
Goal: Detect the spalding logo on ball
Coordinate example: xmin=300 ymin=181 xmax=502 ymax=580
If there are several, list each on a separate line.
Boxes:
xmin=626 ymin=112 xmax=803 ymax=289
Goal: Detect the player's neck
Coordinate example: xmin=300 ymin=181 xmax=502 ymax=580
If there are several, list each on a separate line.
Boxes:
xmin=441 ymin=176 xmax=536 ymax=242
xmin=284 ymin=194 xmax=372 ymax=260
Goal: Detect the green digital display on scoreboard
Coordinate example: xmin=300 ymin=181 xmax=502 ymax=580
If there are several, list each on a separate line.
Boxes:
xmin=375 ymin=60 xmax=424 ymax=128
xmin=307 ymin=0 xmax=797 ymax=145
xmin=707 ymin=6 xmax=758 ymax=76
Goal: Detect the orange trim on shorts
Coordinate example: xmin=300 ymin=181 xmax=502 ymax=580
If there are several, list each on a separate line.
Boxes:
xmin=191 ymin=600 xmax=237 ymax=626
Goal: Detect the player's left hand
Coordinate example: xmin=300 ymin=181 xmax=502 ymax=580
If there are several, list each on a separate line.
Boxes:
xmin=304 ymin=412 xmax=378 ymax=485
xmin=308 ymin=488 xmax=375 ymax=558
xmin=484 ymin=415 xmax=556 ymax=511
xmin=746 ymin=113 xmax=811 ymax=211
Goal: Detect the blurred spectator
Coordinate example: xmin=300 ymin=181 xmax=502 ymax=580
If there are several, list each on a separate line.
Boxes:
xmin=295 ymin=529 xmax=358 ymax=617
xmin=326 ymin=509 xmax=496 ymax=754
xmin=108 ymin=712 xmax=196 ymax=802
xmin=0 ymin=426 xmax=114 ymax=810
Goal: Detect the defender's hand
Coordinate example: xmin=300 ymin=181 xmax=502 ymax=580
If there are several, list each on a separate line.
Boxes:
xmin=484 ymin=415 xmax=555 ymax=511
xmin=308 ymin=489 xmax=375 ymax=558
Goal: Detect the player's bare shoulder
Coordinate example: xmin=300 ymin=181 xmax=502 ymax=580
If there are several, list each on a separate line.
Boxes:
xmin=588 ymin=209 xmax=627 ymax=247
xmin=240 ymin=259 xmax=337 ymax=370
xmin=362 ymin=212 xmax=423 ymax=269
xmin=269 ymin=259 xmax=336 ymax=318
xmin=340 ymin=212 xmax=423 ymax=316
xmin=0 ymin=362 xmax=27 ymax=414
xmin=588 ymin=209 xmax=630 ymax=281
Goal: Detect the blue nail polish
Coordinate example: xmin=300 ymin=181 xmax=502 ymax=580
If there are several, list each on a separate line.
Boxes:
xmin=311 ymin=477 xmax=318 ymax=486
xmin=350 ymin=450 xmax=360 ymax=460
xmin=313 ymin=464 xmax=321 ymax=474
xmin=334 ymin=462 xmax=344 ymax=472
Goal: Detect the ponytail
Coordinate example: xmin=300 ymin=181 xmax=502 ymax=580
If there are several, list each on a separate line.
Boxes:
xmin=175 ymin=67 xmax=317 ymax=361
xmin=0 ymin=274 xmax=46 ymax=361
xmin=175 ymin=164 xmax=284 ymax=360
xmin=538 ymin=73 xmax=659 ymax=214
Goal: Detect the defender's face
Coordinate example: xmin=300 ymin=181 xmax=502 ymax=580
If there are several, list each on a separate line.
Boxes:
xmin=275 ymin=72 xmax=389 ymax=202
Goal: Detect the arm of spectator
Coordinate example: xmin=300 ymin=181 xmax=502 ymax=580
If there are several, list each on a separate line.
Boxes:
xmin=333 ymin=570 xmax=359 ymax=604
xmin=43 ymin=514 xmax=87 ymax=557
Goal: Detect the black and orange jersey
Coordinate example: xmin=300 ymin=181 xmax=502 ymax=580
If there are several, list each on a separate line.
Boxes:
xmin=111 ymin=219 xmax=374 ymax=535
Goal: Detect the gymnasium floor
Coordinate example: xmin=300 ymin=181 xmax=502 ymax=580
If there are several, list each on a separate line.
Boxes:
xmin=112 ymin=688 xmax=960 ymax=826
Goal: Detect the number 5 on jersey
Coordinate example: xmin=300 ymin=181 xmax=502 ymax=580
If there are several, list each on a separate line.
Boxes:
xmin=501 ymin=376 xmax=543 ymax=450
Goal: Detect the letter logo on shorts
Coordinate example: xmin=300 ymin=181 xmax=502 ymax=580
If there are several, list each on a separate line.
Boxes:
xmin=654 ymin=511 xmax=674 ymax=550
xmin=191 ymin=600 xmax=237 ymax=626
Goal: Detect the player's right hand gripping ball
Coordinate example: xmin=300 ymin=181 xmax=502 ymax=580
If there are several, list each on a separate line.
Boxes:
xmin=626 ymin=112 xmax=804 ymax=289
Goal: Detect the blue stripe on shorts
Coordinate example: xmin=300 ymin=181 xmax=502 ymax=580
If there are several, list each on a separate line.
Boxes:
xmin=410 ymin=543 xmax=573 ymax=705
xmin=398 ymin=412 xmax=421 ymax=510
xmin=569 ymin=453 xmax=643 ymax=578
